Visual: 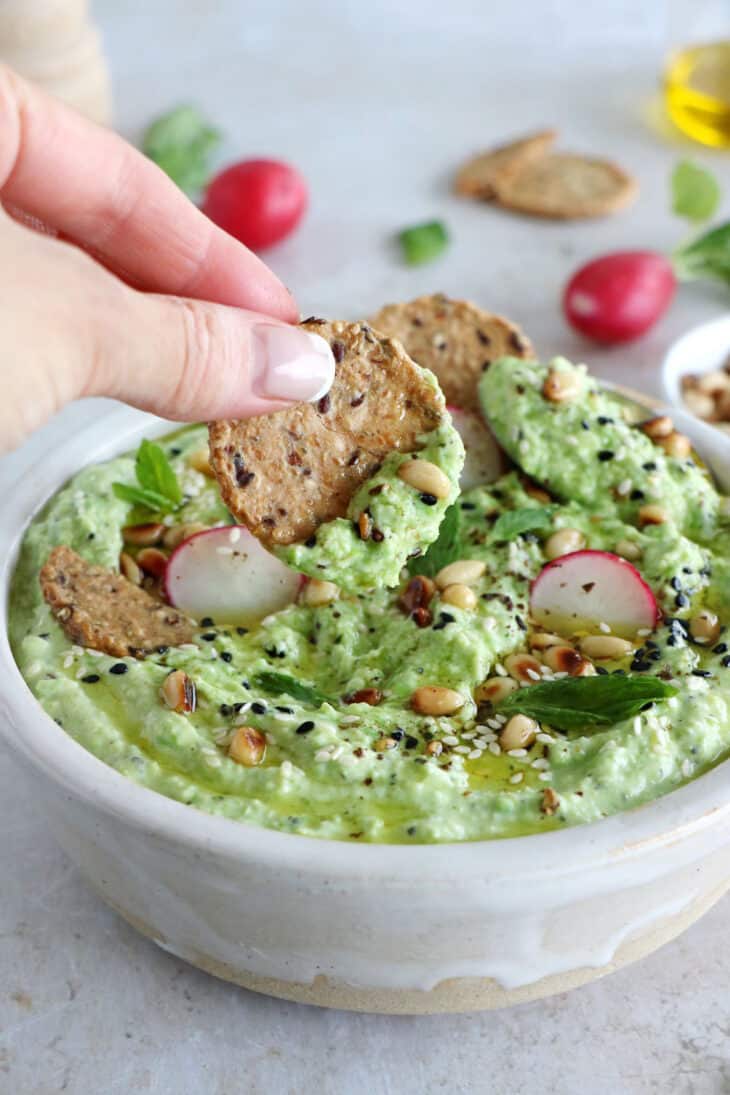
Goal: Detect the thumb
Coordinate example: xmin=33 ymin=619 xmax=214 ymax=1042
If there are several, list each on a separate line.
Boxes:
xmin=89 ymin=288 xmax=335 ymax=421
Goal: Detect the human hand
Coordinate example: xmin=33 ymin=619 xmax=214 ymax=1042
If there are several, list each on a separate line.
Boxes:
xmin=0 ymin=66 xmax=334 ymax=453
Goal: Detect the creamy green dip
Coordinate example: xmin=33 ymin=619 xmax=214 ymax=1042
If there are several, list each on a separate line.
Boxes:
xmin=9 ymin=357 xmax=730 ymax=843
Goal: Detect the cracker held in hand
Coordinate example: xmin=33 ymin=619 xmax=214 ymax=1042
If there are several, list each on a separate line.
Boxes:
xmin=369 ymin=294 xmax=534 ymax=413
xmin=455 ymin=129 xmax=556 ymax=199
xmin=495 ymin=153 xmax=637 ymax=220
xmin=40 ymin=545 xmax=194 ymax=657
xmin=208 ymin=319 xmax=445 ymax=547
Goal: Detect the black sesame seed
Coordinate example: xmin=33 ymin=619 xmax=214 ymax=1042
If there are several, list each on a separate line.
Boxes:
xmin=236 ymin=627 xmax=248 ymax=636
xmin=460 ymin=502 xmax=476 ymax=511
xmin=595 ymin=665 xmax=609 ymax=675
xmin=420 ymin=493 xmax=438 ymax=506
xmin=275 ymin=705 xmax=294 ymax=714
xmin=581 ymin=421 xmax=590 ymax=430
xmin=200 ymin=632 xmax=217 ymax=642
xmin=251 ymin=702 xmax=267 ymax=715
xmin=405 ymin=735 xmax=419 ymax=750
xmin=219 ymin=704 xmax=232 ymax=717
xmin=722 ymin=656 xmax=730 ymax=668
xmin=597 ymin=450 xmax=614 ymax=462
xmin=157 ymin=646 xmax=169 ymax=655
xmin=242 ymin=680 xmax=250 ymax=689
xmin=714 ymin=643 xmax=728 ymax=655
xmin=612 ymin=668 xmax=627 ymax=676
xmin=630 ymin=489 xmax=645 ymax=501
xmin=670 ymin=577 xmax=682 ymax=592
xmin=432 ymin=612 xmax=455 ymax=630
xmin=220 ymin=651 xmax=233 ymax=663
xmin=648 ymin=650 xmax=662 ymax=661
xmin=109 ymin=663 xmax=128 ymax=675
xmin=200 ymin=616 xmax=215 ymax=627
xmin=597 ymin=416 xmax=614 ymax=425
xmin=630 ymin=658 xmax=651 ymax=672
xmin=642 ymin=461 xmax=657 ymax=471
xmin=296 ymin=720 xmax=315 ymax=735
xmin=692 ymin=669 xmax=712 ymax=678
xmin=81 ymin=673 xmax=100 ymax=684
xmin=682 ymin=566 xmax=692 ymax=575
xmin=391 ymin=729 xmax=405 ymax=741
xmin=675 ymin=594 xmax=690 ymax=609
xmin=304 ymin=536 xmax=317 ymax=548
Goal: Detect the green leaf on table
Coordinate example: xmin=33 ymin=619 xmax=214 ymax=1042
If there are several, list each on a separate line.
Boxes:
xmin=673 ymin=221 xmax=730 ymax=287
xmin=398 ymin=220 xmax=449 ymax=266
xmin=136 ymin=440 xmax=182 ymax=507
xmin=495 ymin=675 xmax=678 ymax=732
xmin=407 ymin=503 xmax=461 ymax=577
xmin=112 ymin=482 xmax=177 ymax=514
xmin=671 ymin=161 xmax=721 ymax=224
xmin=254 ymin=671 xmax=331 ymax=708
xmin=142 ymin=104 xmax=221 ymax=195
xmin=491 ymin=505 xmax=555 ymax=542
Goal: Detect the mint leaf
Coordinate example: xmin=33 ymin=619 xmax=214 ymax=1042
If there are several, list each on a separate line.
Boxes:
xmin=407 ymin=503 xmax=461 ymax=577
xmin=255 ymin=671 xmax=330 ymax=708
xmin=673 ymin=221 xmax=730 ymax=287
xmin=671 ymin=161 xmax=721 ymax=224
xmin=142 ymin=105 xmax=221 ymax=195
xmin=398 ymin=220 xmax=449 ymax=266
xmin=136 ymin=440 xmax=182 ymax=507
xmin=112 ymin=482 xmax=176 ymax=514
xmin=495 ymin=676 xmax=678 ymax=732
xmin=491 ymin=506 xmax=555 ymax=542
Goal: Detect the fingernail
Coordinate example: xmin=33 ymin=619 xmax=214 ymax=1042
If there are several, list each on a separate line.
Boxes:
xmin=252 ymin=325 xmax=335 ymax=403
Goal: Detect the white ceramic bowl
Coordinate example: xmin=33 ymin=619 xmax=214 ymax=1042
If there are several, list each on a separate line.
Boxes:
xmin=1 ymin=403 xmax=730 ymax=1015
xmin=661 ymin=313 xmax=730 ymax=410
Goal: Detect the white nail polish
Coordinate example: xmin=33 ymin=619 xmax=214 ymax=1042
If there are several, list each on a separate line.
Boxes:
xmin=252 ymin=325 xmax=335 ymax=403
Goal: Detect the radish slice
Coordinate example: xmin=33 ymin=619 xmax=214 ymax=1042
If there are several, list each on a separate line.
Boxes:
xmin=164 ymin=526 xmax=301 ymax=625
xmin=448 ymin=406 xmax=505 ymax=489
xmin=530 ymin=550 xmax=660 ymax=640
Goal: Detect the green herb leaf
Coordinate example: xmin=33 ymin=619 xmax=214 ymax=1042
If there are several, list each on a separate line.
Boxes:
xmin=495 ymin=675 xmax=678 ymax=732
xmin=136 ymin=440 xmax=182 ymax=507
xmin=254 ymin=671 xmax=330 ymax=708
xmin=671 ymin=160 xmax=722 ymax=224
xmin=673 ymin=221 xmax=730 ymax=287
xmin=398 ymin=220 xmax=449 ymax=266
xmin=142 ymin=105 xmax=221 ymax=195
xmin=491 ymin=506 xmax=555 ymax=542
xmin=112 ymin=482 xmax=176 ymax=514
xmin=407 ymin=503 xmax=461 ymax=577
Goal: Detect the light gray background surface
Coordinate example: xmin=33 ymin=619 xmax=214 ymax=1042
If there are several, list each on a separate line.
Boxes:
xmin=3 ymin=2 xmax=730 ymax=1092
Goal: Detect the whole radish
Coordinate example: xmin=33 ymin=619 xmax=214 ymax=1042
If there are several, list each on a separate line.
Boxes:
xmin=203 ymin=158 xmax=308 ymax=251
xmin=563 ymin=252 xmax=676 ymax=344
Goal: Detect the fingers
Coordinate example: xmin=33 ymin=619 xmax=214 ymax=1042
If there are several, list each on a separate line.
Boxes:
xmin=87 ymin=285 xmax=335 ymax=423
xmin=0 ymin=65 xmax=297 ymax=320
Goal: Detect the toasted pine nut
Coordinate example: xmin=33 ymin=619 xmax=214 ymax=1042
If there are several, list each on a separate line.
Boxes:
xmin=529 ymin=632 xmax=564 ymax=651
xmin=544 ymin=527 xmax=585 ymax=561
xmin=400 ymin=575 xmax=436 ymax=614
xmin=541 ymin=787 xmax=560 ymax=816
xmin=641 ymin=415 xmax=674 ymax=440
xmin=659 ymin=431 xmax=692 ymax=458
xmin=638 ymin=504 xmax=668 ymax=526
xmin=397 ymin=459 xmax=451 ymax=499
xmin=188 ymin=447 xmax=215 ymax=477
xmin=689 ymin=610 xmax=721 ymax=645
xmin=300 ymin=578 xmax=339 ymax=606
xmin=542 ymin=645 xmax=593 ymax=676
xmin=615 ymin=538 xmax=643 ymax=561
xmin=684 ymin=390 xmax=716 ymax=419
xmin=120 ymin=551 xmax=142 ymax=585
xmin=163 ymin=522 xmax=209 ymax=550
xmin=374 ymin=736 xmax=398 ymax=751
xmin=425 ymin=740 xmax=444 ymax=757
xmin=136 ymin=547 xmax=168 ymax=580
xmin=523 ymin=481 xmax=552 ymax=504
xmin=441 ymin=583 xmax=477 ymax=611
xmin=228 ymin=726 xmax=266 ymax=766
xmin=474 ymin=677 xmax=518 ymax=704
xmin=435 ymin=559 xmax=486 ymax=589
xmin=122 ymin=522 xmax=165 ymax=546
xmin=499 ymin=715 xmax=538 ymax=751
xmin=579 ymin=635 xmax=634 ymax=660
xmin=161 ymin=669 xmax=196 ymax=714
xmin=504 ymin=653 xmax=543 ymax=684
xmin=411 ymin=686 xmax=464 ymax=716
xmin=542 ymin=368 xmax=582 ymax=403
xmin=697 ymin=369 xmax=730 ymax=395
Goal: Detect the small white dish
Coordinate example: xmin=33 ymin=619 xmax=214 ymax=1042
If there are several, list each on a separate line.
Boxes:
xmin=661 ymin=314 xmax=730 ymax=410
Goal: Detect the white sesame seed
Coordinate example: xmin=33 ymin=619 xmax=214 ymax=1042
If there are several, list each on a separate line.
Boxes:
xmin=330 ymin=746 xmax=343 ymax=761
xmin=599 ymin=621 xmax=611 ymax=634
xmin=468 ymin=748 xmax=483 ymax=760
xmin=617 ymin=478 xmax=632 ymax=496
xmin=494 ymin=714 xmax=507 ymax=726
xmin=531 ymin=758 xmax=550 ymax=769
xmin=483 ymin=617 xmax=497 ymax=631
xmin=494 ymin=663 xmax=508 ymax=677
xmin=75 ymin=667 xmax=87 ymax=680
xmin=462 ymin=730 xmax=477 ymax=740
xmin=315 ymin=748 xmax=332 ymax=762
xmin=280 ymin=760 xmax=294 ymax=777
xmin=637 ymin=628 xmax=651 ymax=636
xmin=339 ymin=716 xmax=361 ymax=726
xmin=536 ymin=733 xmax=554 ymax=744
xmin=633 ymin=716 xmax=642 ymax=736
xmin=62 ymin=654 xmax=74 ymax=669
xmin=228 ymin=527 xmax=241 ymax=544
xmin=442 ymin=735 xmax=459 ymax=746
xmin=486 ymin=718 xmax=502 ymax=730
xmin=526 ymin=668 xmax=541 ymax=681
xmin=540 ymin=665 xmax=552 ymax=676
xmin=179 ymin=643 xmax=198 ymax=652
xmin=488 ymin=741 xmax=501 ymax=755
xmin=553 ymin=671 xmax=569 ymax=679
xmin=71 ymin=645 xmax=83 ymax=656
xmin=454 ymin=745 xmax=470 ymax=755
xmin=87 ymin=648 xmax=105 ymax=658
xmin=474 ymin=739 xmax=489 ymax=749
xmin=538 ymin=771 xmax=553 ymax=781
xmin=681 ymin=758 xmax=693 ymax=778
xmin=508 ymin=748 xmax=529 ymax=758
xmin=509 ymin=773 xmax=524 ymax=784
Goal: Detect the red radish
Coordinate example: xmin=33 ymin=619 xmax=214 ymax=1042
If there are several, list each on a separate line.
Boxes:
xmin=448 ymin=406 xmax=505 ymax=489
xmin=530 ymin=550 xmax=660 ymax=640
xmin=164 ymin=526 xmax=301 ymax=625
xmin=563 ymin=252 xmax=676 ymax=345
xmin=202 ymin=159 xmax=308 ymax=251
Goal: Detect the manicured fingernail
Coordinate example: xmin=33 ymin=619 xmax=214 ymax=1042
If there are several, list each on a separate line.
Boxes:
xmin=252 ymin=325 xmax=335 ymax=403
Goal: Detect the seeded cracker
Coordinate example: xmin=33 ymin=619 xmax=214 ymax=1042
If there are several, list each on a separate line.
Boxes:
xmin=40 ymin=545 xmax=194 ymax=656
xmin=369 ymin=294 xmax=534 ymax=413
xmin=208 ymin=319 xmax=445 ymax=547
xmin=494 ymin=153 xmax=637 ymax=220
xmin=454 ymin=129 xmax=557 ymax=199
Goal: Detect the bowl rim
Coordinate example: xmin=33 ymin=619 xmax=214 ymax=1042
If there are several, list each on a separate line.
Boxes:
xmin=661 ymin=313 xmax=730 ymax=409
xmin=2 ymin=400 xmax=730 ymax=883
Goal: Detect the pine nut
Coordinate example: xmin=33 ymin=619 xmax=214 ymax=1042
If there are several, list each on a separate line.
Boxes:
xmin=579 ymin=635 xmax=634 ymax=660
xmin=441 ymin=583 xmax=477 ymax=610
xmin=374 ymin=736 xmax=398 ymax=751
xmin=542 ymin=368 xmax=582 ymax=403
xmin=638 ymin=504 xmax=668 ymax=526
xmin=542 ymin=645 xmax=593 ymax=676
xmin=161 ymin=669 xmax=196 ymax=714
xmin=136 ymin=547 xmax=168 ymax=580
xmin=163 ymin=523 xmax=209 ymax=550
xmin=529 ymin=632 xmax=565 ymax=651
xmin=411 ymin=686 xmax=464 ymax=715
xmin=400 ymin=575 xmax=436 ymax=614
xmin=119 ymin=551 xmax=142 ymax=585
xmin=188 ymin=447 xmax=215 ymax=477
xmin=615 ymin=539 xmax=642 ymax=561
xmin=300 ymin=578 xmax=339 ymax=606
xmin=697 ymin=369 xmax=730 ymax=395
xmin=541 ymin=787 xmax=560 ymax=815
xmin=659 ymin=431 xmax=692 ymax=458
xmin=641 ymin=415 xmax=674 ymax=440
xmin=122 ymin=522 xmax=165 ymax=546
xmin=228 ymin=726 xmax=266 ymax=766
xmin=425 ymin=740 xmax=444 ymax=757
xmin=499 ymin=715 xmax=538 ymax=751
xmin=504 ymin=653 xmax=543 ymax=683
xmin=683 ymin=390 xmax=716 ymax=419
xmin=544 ymin=527 xmax=585 ymax=560
xmin=689 ymin=610 xmax=721 ymax=645
xmin=435 ymin=559 xmax=486 ymax=589
xmin=523 ymin=481 xmax=552 ymax=504
xmin=474 ymin=677 xmax=518 ymax=704
xmin=397 ymin=459 xmax=451 ymax=499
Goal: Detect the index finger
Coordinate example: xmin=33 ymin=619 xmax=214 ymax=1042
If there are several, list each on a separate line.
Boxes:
xmin=0 ymin=65 xmax=298 ymax=320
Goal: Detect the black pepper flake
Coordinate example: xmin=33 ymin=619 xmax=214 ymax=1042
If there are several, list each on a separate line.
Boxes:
xmin=220 ymin=651 xmax=233 ymax=663
xmin=296 ymin=720 xmax=315 ymax=735
xmin=81 ymin=673 xmax=100 ymax=684
xmin=597 ymin=450 xmax=614 ymax=462
xmin=201 ymin=617 xmax=215 ymax=627
xmin=420 ymin=492 xmax=438 ymax=506
xmin=251 ymin=702 xmax=267 ymax=715
xmin=109 ymin=663 xmax=128 ymax=675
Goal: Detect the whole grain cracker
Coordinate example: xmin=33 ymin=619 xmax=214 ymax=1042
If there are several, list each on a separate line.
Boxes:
xmin=208 ymin=319 xmax=445 ymax=547
xmin=495 ymin=153 xmax=637 ymax=220
xmin=454 ymin=129 xmax=556 ymax=199
xmin=40 ymin=545 xmax=194 ymax=657
xmin=368 ymin=294 xmax=534 ymax=413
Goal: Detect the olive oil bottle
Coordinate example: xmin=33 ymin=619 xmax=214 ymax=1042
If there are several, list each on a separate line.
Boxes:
xmin=665 ymin=40 xmax=730 ymax=148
